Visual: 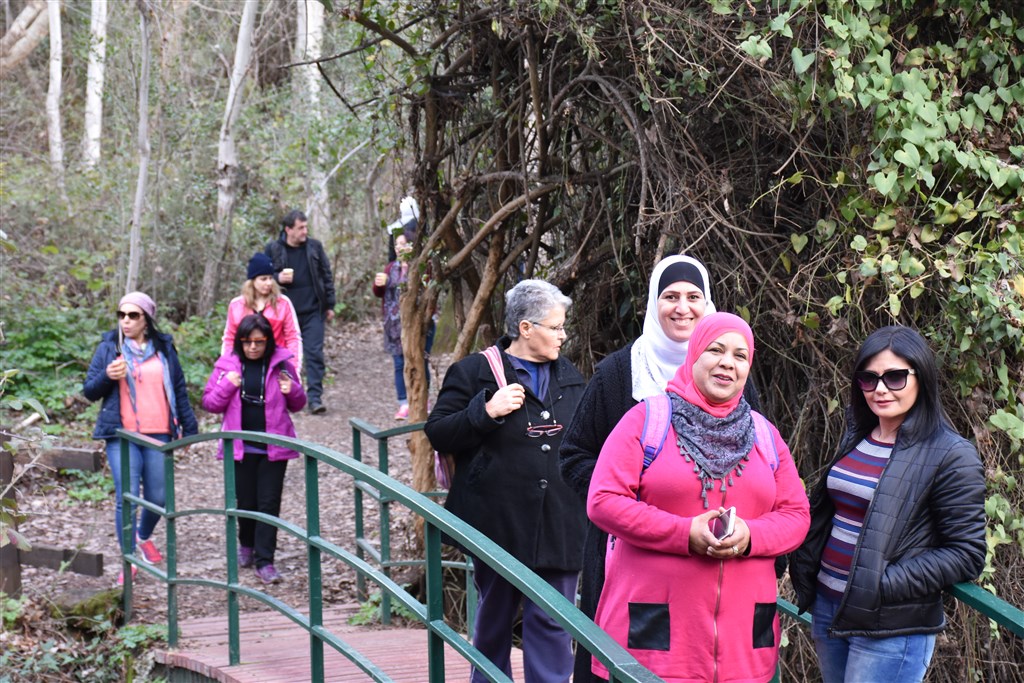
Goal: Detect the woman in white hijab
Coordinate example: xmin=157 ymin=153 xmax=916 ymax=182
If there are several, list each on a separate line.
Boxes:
xmin=560 ymin=255 xmax=759 ymax=683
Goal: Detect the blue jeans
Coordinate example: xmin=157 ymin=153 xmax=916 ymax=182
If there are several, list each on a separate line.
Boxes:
xmin=392 ymin=322 xmax=436 ymax=403
xmin=299 ymin=310 xmax=326 ymax=404
xmin=105 ymin=435 xmax=170 ymax=552
xmin=812 ymin=592 xmax=936 ymax=683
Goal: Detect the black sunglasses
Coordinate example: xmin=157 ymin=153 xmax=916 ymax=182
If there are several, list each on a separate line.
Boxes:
xmin=854 ymin=368 xmax=916 ymax=392
xmin=117 ymin=310 xmax=143 ymax=321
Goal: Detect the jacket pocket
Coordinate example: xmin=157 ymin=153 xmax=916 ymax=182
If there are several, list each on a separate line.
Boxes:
xmin=753 ymin=602 xmax=776 ymax=649
xmin=627 ymin=602 xmax=670 ymax=650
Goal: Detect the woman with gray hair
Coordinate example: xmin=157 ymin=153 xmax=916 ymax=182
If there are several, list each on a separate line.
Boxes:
xmin=426 ymin=279 xmax=586 ymax=683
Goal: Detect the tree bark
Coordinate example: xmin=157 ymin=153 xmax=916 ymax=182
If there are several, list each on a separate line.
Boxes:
xmin=294 ymin=0 xmax=330 ymax=235
xmin=126 ymin=0 xmax=153 ymax=293
xmin=0 ymin=0 xmax=46 ymax=79
xmin=45 ymin=0 xmax=66 ymax=201
xmin=81 ymin=0 xmax=107 ymax=169
xmin=197 ymin=0 xmax=258 ymax=315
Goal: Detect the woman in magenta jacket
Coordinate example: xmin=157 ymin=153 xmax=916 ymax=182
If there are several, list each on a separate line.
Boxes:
xmin=203 ymin=313 xmax=306 ymax=584
xmin=587 ymin=313 xmax=809 ymax=682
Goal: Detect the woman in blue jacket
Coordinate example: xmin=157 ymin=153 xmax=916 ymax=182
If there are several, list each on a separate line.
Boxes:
xmin=789 ymin=326 xmax=986 ymax=683
xmin=83 ymin=292 xmax=198 ymax=584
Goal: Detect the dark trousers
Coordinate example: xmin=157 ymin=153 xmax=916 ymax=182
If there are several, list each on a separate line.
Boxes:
xmin=234 ymin=452 xmax=288 ymax=568
xmin=470 ymin=558 xmax=577 ymax=683
xmin=299 ymin=310 xmax=326 ymax=403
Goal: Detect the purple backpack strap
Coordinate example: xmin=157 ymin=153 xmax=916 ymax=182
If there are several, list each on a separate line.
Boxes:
xmin=480 ymin=345 xmax=507 ymax=388
xmin=752 ymin=410 xmax=779 ymax=472
xmin=640 ymin=394 xmax=673 ymax=474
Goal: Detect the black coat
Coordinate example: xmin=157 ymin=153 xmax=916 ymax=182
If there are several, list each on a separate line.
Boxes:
xmin=265 ymin=234 xmax=337 ymax=315
xmin=789 ymin=425 xmax=986 ymax=637
xmin=425 ymin=338 xmax=587 ymax=571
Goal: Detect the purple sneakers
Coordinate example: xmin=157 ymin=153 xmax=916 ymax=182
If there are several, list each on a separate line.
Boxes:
xmin=254 ymin=564 xmax=282 ymax=584
xmin=238 ymin=545 xmax=254 ymax=568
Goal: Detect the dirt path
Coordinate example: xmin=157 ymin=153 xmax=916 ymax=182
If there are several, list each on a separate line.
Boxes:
xmin=17 ymin=320 xmax=450 ymax=624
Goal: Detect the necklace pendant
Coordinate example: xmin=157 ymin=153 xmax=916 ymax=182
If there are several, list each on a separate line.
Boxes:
xmin=540 ymin=410 xmax=550 ymax=420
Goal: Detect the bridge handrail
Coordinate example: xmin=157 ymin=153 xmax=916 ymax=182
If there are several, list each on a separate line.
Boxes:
xmin=115 ymin=428 xmax=662 ymax=683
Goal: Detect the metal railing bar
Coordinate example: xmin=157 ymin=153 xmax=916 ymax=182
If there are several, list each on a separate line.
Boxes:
xmin=349 ymin=418 xmax=425 ymax=439
xmin=949 ymin=583 xmax=1024 ymax=637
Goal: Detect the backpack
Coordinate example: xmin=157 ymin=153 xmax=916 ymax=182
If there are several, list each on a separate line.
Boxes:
xmin=638 ymin=393 xmax=779 ymax=482
xmin=434 ymin=345 xmax=506 ymax=490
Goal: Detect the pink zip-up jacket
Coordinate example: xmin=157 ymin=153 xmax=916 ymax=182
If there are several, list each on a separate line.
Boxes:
xmin=221 ymin=295 xmax=303 ymax=371
xmin=201 ymin=348 xmax=306 ymax=462
xmin=587 ymin=401 xmax=809 ymax=683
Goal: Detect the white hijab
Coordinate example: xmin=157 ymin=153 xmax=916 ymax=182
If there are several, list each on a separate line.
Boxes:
xmin=630 ymin=255 xmax=716 ymax=401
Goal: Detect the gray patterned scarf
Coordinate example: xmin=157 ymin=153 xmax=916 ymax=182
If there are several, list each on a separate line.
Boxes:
xmin=669 ymin=392 xmax=755 ymax=508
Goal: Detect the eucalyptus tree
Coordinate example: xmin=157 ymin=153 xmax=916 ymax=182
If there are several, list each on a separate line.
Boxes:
xmin=82 ymin=0 xmax=108 ymax=168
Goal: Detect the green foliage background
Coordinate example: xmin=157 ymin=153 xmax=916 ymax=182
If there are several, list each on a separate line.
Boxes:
xmin=0 ymin=0 xmax=1021 ymax=680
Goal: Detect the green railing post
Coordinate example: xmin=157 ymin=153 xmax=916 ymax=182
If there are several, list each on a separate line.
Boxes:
xmin=119 ymin=438 xmax=134 ymax=622
xmin=425 ymin=523 xmax=446 ymax=683
xmin=378 ymin=436 xmax=392 ymax=626
xmin=223 ymin=439 xmax=240 ymax=667
xmin=306 ymin=454 xmax=325 ymax=683
xmin=165 ymin=447 xmax=178 ymax=648
xmin=352 ymin=426 xmax=367 ymax=602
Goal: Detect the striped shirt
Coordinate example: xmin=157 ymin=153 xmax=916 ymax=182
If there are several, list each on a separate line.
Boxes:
xmin=817 ymin=436 xmax=893 ymax=600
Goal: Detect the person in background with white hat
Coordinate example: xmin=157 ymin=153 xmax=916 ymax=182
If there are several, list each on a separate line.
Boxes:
xmin=83 ymin=292 xmax=198 ymax=585
xmin=372 ymin=196 xmax=435 ymax=420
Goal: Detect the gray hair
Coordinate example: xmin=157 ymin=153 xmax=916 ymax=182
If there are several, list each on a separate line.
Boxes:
xmin=504 ymin=279 xmax=572 ymax=339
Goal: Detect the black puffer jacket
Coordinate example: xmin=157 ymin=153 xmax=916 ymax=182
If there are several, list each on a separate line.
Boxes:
xmin=789 ymin=425 xmax=986 ymax=638
xmin=425 ymin=337 xmax=586 ymax=571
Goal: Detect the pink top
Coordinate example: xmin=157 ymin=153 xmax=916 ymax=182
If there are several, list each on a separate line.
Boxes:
xmin=221 ymin=295 xmax=302 ymax=370
xmin=118 ymin=355 xmax=171 ymax=434
xmin=587 ymin=403 xmax=810 ymax=682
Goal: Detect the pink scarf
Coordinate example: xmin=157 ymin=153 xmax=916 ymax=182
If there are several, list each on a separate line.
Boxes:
xmin=666 ymin=312 xmax=754 ymax=418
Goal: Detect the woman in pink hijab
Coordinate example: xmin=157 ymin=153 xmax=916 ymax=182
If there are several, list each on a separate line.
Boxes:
xmin=587 ymin=312 xmax=809 ymax=683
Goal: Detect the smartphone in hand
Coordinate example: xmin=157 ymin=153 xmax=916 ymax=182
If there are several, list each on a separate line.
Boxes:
xmin=710 ymin=506 xmax=736 ymax=540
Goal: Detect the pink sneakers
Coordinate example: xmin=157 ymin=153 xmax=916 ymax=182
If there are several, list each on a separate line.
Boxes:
xmin=117 ymin=565 xmax=139 ymax=586
xmin=394 ymin=404 xmax=410 ymax=421
xmin=136 ymin=534 xmax=163 ymax=564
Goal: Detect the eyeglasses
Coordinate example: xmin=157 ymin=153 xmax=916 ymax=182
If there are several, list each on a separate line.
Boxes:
xmin=526 ymin=405 xmax=563 ymax=437
xmin=854 ymin=368 xmax=916 ymax=392
xmin=117 ymin=310 xmax=143 ymax=321
xmin=240 ymin=338 xmax=268 ymax=347
xmin=530 ymin=321 xmax=566 ymax=334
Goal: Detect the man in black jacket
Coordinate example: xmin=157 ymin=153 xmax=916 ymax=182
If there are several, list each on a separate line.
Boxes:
xmin=265 ymin=209 xmax=336 ymax=414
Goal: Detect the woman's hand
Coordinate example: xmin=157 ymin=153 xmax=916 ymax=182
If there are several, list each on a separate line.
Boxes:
xmin=106 ymin=356 xmax=127 ymax=381
xmin=374 ymin=272 xmax=388 ymax=287
xmin=225 ymin=371 xmax=242 ymax=388
xmin=278 ymin=372 xmax=292 ymax=395
xmin=690 ymin=507 xmax=750 ymax=559
xmin=485 ymin=383 xmax=526 ymax=419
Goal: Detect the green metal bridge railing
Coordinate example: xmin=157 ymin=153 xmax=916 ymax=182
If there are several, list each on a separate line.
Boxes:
xmin=115 ymin=428 xmax=661 ymax=683
xmin=116 ymin=426 xmax=1024 ymax=683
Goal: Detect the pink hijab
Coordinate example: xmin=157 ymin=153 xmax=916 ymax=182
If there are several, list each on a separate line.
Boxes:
xmin=666 ymin=312 xmax=754 ymax=418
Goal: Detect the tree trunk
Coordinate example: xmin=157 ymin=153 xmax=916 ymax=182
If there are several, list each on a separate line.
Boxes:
xmin=294 ymin=0 xmax=330 ymax=234
xmin=0 ymin=0 xmax=47 ymax=79
xmin=45 ymin=0 xmax=66 ymax=201
xmin=196 ymin=0 xmax=258 ymax=315
xmin=81 ymin=0 xmax=107 ymax=169
xmin=126 ymin=0 xmax=153 ymax=293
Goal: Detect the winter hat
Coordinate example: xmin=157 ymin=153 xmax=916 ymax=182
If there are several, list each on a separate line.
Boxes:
xmin=119 ymin=292 xmax=156 ymax=320
xmin=247 ymin=252 xmax=275 ymax=280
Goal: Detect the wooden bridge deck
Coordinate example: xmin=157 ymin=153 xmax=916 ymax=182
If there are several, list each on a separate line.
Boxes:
xmin=155 ymin=603 xmax=525 ymax=682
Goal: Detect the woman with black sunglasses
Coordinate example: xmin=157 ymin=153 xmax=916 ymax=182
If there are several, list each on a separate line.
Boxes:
xmin=425 ymin=279 xmax=586 ymax=683
xmin=202 ymin=313 xmax=306 ymax=584
xmin=789 ymin=325 xmax=986 ymax=683
xmin=83 ymin=292 xmax=198 ymax=585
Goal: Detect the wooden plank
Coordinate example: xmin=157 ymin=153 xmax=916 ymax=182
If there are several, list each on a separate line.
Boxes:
xmin=157 ymin=606 xmax=525 ymax=683
xmin=18 ymin=544 xmax=104 ymax=576
xmin=0 ymin=448 xmax=21 ymax=596
xmin=38 ymin=446 xmax=105 ymax=472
